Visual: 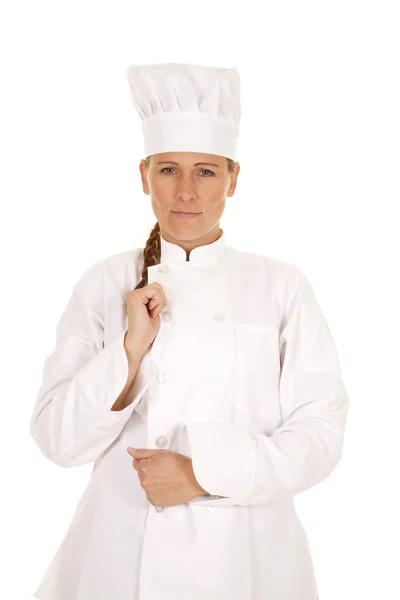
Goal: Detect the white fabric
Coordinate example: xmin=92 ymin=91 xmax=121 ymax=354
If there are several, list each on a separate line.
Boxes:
xmin=31 ymin=230 xmax=348 ymax=600
xmin=126 ymin=62 xmax=241 ymax=160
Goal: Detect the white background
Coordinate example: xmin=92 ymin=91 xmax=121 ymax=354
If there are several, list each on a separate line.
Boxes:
xmin=1 ymin=1 xmax=399 ymax=598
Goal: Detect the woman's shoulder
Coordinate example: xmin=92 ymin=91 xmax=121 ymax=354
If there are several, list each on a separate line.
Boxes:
xmin=99 ymin=246 xmax=144 ymax=268
xmin=96 ymin=246 xmax=145 ymax=289
xmin=225 ymin=244 xmax=301 ymax=283
xmin=70 ymin=247 xmax=144 ymax=300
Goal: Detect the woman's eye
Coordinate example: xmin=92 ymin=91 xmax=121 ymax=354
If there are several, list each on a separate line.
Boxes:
xmin=160 ymin=168 xmax=215 ymax=177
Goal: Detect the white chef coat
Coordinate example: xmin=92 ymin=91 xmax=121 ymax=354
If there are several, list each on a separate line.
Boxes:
xmin=30 ymin=230 xmax=349 ymax=600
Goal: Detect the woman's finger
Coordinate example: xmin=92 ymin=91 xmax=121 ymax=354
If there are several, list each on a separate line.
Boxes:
xmin=147 ymin=297 xmax=160 ymax=311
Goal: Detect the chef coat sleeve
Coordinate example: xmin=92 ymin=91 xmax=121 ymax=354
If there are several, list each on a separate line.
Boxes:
xmin=30 ymin=260 xmax=153 ymax=467
xmin=185 ymin=265 xmax=349 ymax=506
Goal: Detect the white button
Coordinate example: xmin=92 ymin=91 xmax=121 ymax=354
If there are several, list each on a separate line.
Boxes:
xmin=157 ymin=372 xmax=169 ymax=383
xmin=207 ymin=267 xmax=220 ymax=276
xmin=155 ymin=506 xmax=164 ymax=512
xmin=213 ymin=312 xmax=226 ymax=322
xmin=155 ymin=435 xmax=168 ymax=448
xmin=207 ymin=506 xmax=218 ymax=512
xmin=209 ymin=371 xmax=223 ymax=381
xmin=158 ymin=264 xmax=169 ymax=273
xmin=161 ymin=310 xmax=171 ymax=321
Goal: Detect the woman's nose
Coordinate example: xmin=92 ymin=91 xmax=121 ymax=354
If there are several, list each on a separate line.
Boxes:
xmin=177 ymin=176 xmax=197 ymax=201
xmin=179 ymin=192 xmax=196 ymax=201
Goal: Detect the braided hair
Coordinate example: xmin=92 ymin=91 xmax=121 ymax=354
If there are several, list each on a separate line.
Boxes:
xmin=134 ymin=155 xmax=236 ymax=290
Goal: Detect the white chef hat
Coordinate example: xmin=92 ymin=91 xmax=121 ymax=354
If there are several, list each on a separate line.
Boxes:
xmin=126 ymin=62 xmax=241 ymax=161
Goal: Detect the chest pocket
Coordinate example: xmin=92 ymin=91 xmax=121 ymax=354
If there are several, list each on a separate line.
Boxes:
xmin=228 ymin=323 xmax=281 ymax=421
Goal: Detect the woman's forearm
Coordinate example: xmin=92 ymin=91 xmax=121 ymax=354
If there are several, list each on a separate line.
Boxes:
xmin=111 ymin=336 xmax=145 ymax=411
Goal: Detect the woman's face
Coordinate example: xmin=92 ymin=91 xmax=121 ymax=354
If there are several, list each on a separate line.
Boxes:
xmin=139 ymin=152 xmax=240 ymax=248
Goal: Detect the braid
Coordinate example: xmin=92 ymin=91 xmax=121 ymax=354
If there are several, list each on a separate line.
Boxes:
xmin=134 ymin=222 xmax=161 ymax=289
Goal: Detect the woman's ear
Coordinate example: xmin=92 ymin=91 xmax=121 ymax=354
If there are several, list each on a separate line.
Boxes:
xmin=139 ymin=160 xmax=150 ymax=195
xmin=227 ymin=163 xmax=240 ymax=197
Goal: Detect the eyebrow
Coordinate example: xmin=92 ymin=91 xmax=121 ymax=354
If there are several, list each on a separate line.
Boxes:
xmin=156 ymin=161 xmax=221 ymax=168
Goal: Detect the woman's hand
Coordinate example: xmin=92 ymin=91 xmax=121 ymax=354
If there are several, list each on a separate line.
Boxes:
xmin=127 ymin=448 xmax=208 ymax=507
xmin=124 ymin=282 xmax=167 ymax=358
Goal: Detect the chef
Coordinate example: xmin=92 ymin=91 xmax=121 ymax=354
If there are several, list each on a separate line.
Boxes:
xmin=30 ymin=62 xmax=349 ymax=600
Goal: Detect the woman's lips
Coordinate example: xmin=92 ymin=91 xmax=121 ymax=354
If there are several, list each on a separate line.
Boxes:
xmin=172 ymin=211 xmax=201 ymax=219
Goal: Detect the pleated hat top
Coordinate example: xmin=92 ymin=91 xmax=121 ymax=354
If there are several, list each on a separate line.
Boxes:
xmin=126 ymin=62 xmax=241 ymax=160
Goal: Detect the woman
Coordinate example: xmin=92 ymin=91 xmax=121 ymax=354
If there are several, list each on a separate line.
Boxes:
xmin=30 ymin=63 xmax=349 ymax=600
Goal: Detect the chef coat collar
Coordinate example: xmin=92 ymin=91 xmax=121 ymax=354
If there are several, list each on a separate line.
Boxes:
xmin=160 ymin=229 xmax=226 ymax=267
